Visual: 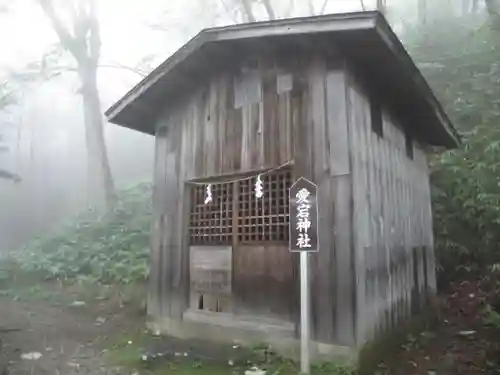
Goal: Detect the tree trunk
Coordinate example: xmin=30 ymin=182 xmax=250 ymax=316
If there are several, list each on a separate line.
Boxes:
xmin=462 ymin=0 xmax=470 ymax=14
xmin=485 ymin=0 xmax=500 ymax=25
xmin=472 ymin=0 xmax=479 ymax=13
xmin=307 ymin=0 xmax=315 ymax=15
xmin=78 ymin=63 xmax=116 ymax=209
xmin=418 ymin=0 xmax=427 ymax=24
xmin=0 ymin=170 xmax=20 ymax=182
xmin=485 ymin=0 xmax=500 ymax=15
xmin=39 ymin=0 xmax=117 ymax=210
xmin=240 ymin=0 xmax=256 ymax=21
xmin=318 ymin=0 xmax=330 ymax=14
xmin=262 ymin=0 xmax=276 ymax=19
xmin=284 ymin=0 xmax=295 ymax=17
xmin=377 ymin=0 xmax=386 ymax=14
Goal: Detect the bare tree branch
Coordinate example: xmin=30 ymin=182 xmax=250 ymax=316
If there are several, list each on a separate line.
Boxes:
xmin=284 ymin=0 xmax=295 ymax=17
xmin=0 ymin=170 xmax=21 ymax=182
xmin=240 ymin=0 xmax=256 ymax=21
xmin=485 ymin=0 xmax=500 ymax=17
xmin=262 ymin=0 xmax=276 ymax=19
xmin=87 ymin=0 xmax=101 ymax=64
xmin=376 ymin=0 xmax=386 ymax=14
xmin=319 ymin=0 xmax=330 ymax=14
xmin=307 ymin=0 xmax=315 ymax=15
xmin=472 ymin=0 xmax=480 ymax=13
xmin=418 ymin=0 xmax=427 ymax=24
xmin=39 ymin=0 xmax=82 ymax=60
xmin=220 ymin=0 xmax=241 ymax=22
xmin=39 ymin=0 xmax=116 ymax=208
xmin=98 ymin=63 xmax=148 ymax=77
xmin=68 ymin=0 xmax=84 ymax=39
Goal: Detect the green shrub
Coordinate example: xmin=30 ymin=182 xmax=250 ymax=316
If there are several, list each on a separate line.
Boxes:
xmin=405 ymin=15 xmax=500 ymax=281
xmin=9 ymin=182 xmax=152 ymax=285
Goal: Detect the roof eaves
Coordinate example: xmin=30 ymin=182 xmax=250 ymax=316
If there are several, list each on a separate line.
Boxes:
xmin=105 ymin=29 xmax=218 ymax=124
xmin=372 ymin=14 xmax=460 ymax=148
xmin=213 ymin=11 xmax=378 ymax=42
xmin=105 ymin=11 xmax=380 ymax=126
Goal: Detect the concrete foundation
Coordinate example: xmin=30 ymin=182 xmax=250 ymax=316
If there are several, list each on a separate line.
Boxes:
xmin=147 ymin=310 xmax=356 ymax=362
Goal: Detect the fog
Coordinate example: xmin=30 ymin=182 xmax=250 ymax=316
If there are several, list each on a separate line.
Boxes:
xmin=0 ymin=0 xmax=477 ymax=252
xmin=1 ymin=1 xmax=496 ymax=374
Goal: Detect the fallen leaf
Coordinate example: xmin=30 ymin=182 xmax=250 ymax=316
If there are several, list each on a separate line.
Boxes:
xmin=458 ymin=330 xmax=476 ymax=336
xmin=21 ymin=352 xmax=42 ymax=360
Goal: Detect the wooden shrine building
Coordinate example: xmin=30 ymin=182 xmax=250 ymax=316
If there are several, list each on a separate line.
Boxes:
xmin=106 ymin=11 xmax=459 ymax=358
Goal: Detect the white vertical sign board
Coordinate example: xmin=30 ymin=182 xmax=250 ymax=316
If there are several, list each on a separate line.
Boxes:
xmin=289 ymin=177 xmax=319 ymax=375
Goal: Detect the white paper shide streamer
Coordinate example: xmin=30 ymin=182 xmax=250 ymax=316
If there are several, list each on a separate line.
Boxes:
xmin=254 ymin=174 xmax=264 ymax=199
xmin=204 ymin=184 xmax=213 ymax=204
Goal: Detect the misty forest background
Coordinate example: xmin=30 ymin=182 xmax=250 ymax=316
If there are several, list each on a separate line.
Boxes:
xmin=0 ymin=0 xmax=499 ymax=287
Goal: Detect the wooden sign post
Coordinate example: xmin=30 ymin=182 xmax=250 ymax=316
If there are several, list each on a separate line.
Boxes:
xmin=289 ymin=177 xmax=319 ymax=375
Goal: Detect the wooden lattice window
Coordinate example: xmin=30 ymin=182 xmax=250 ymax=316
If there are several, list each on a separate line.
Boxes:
xmin=238 ymin=169 xmax=291 ymax=243
xmin=188 ymin=168 xmax=292 ymax=245
xmin=189 ymin=183 xmax=234 ymax=245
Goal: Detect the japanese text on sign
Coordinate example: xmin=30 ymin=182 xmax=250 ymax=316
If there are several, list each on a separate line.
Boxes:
xmin=296 ymin=188 xmax=312 ymax=249
xmin=289 ymin=177 xmax=318 ymax=253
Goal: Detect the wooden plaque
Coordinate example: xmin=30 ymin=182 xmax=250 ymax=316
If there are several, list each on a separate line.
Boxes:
xmin=190 ymin=246 xmax=232 ymax=295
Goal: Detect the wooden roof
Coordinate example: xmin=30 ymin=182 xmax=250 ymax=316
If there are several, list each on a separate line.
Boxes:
xmin=105 ymin=11 xmax=459 ymax=148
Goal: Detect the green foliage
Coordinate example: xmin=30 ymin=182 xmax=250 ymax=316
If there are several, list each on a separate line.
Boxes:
xmin=107 ymin=334 xmax=357 ymax=375
xmin=313 ymin=360 xmax=358 ymax=375
xmin=405 ymin=14 xmax=500 ymax=278
xmin=10 ymin=182 xmax=152 ymax=284
xmin=483 ymin=304 xmax=500 ymax=328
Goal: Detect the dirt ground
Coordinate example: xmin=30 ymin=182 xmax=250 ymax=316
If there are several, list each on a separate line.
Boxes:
xmin=1 ymin=279 xmax=500 ymax=375
xmin=381 ymin=276 xmax=500 ymax=375
xmin=0 ymin=284 xmax=143 ymax=375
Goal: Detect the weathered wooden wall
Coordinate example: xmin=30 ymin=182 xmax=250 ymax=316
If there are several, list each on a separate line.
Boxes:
xmin=148 ymin=45 xmax=436 ymax=349
xmin=149 ymin=52 xmax=299 ymax=327
xmin=346 ymin=74 xmax=435 ymax=345
xmin=292 ymin=55 xmax=355 ymax=346
xmin=149 ymin=47 xmax=357 ymax=347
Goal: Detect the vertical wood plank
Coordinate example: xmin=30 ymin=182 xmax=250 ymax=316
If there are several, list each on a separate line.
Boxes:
xmin=290 ymin=72 xmax=307 ymax=335
xmin=262 ymin=69 xmax=277 ymax=168
xmin=219 ymin=74 xmax=231 ymax=174
xmin=326 ymin=67 xmax=354 ymax=346
xmin=251 ymin=102 xmax=261 ymax=169
xmin=277 ymin=72 xmax=293 ymax=164
xmin=148 ymin=126 xmax=168 ymax=319
xmin=216 ymin=75 xmax=226 ymax=175
xmin=307 ymin=54 xmax=335 ymax=343
xmin=344 ymin=73 xmax=437 ymax=343
xmin=228 ymin=74 xmax=242 ymax=173
xmin=160 ymin=143 xmax=175 ymax=315
xmin=205 ymin=80 xmax=218 ymax=176
xmin=379 ymin=113 xmax=391 ymax=332
xmin=385 ymin=114 xmax=397 ymax=331
xmin=363 ymin=92 xmax=377 ymax=339
xmin=194 ymin=87 xmax=208 ymax=177
xmin=241 ymin=103 xmax=252 ymax=170
xmin=172 ymin=113 xmax=192 ymax=319
xmin=347 ymin=79 xmax=371 ymax=345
